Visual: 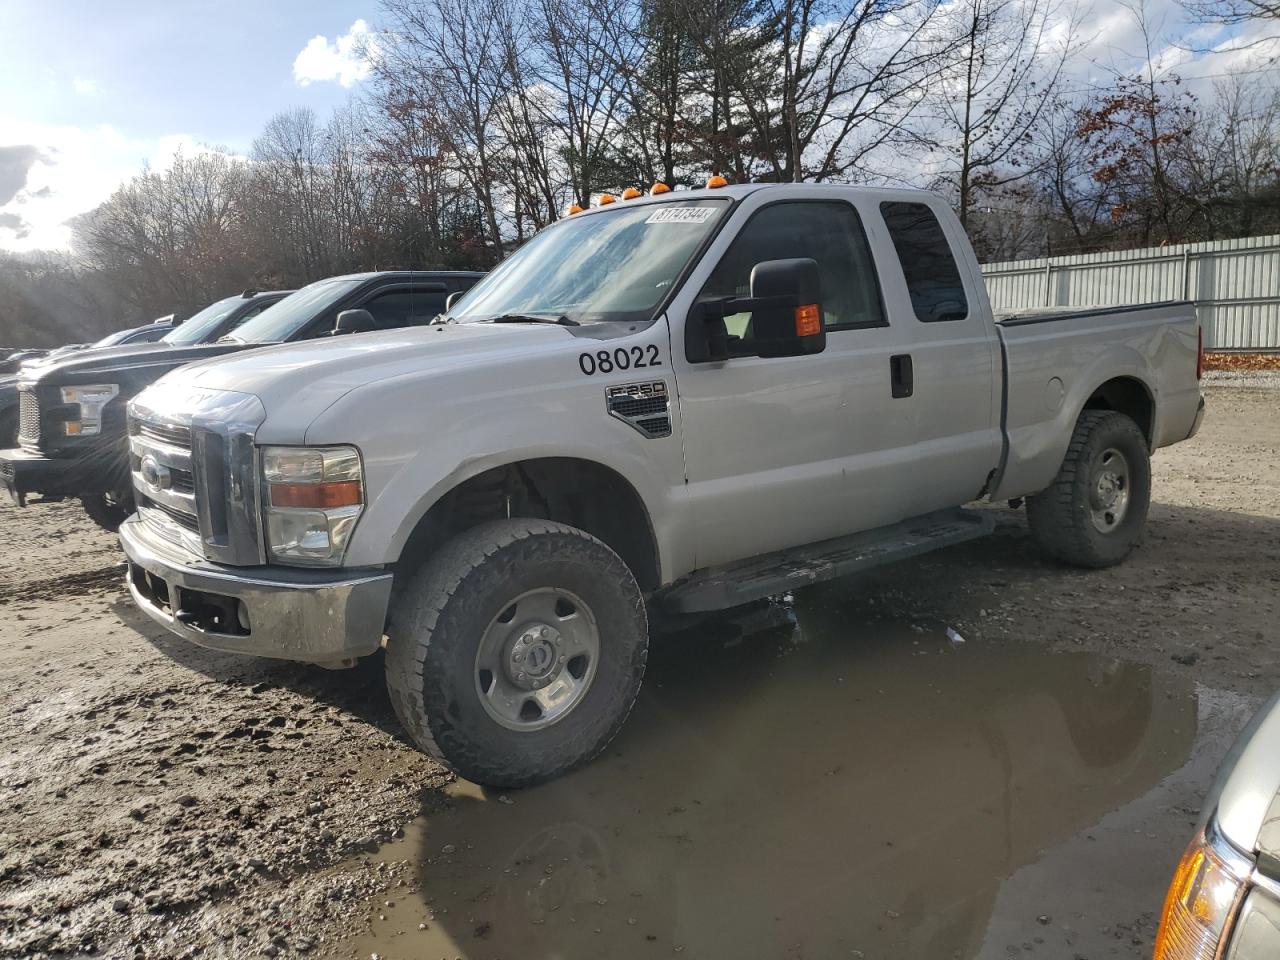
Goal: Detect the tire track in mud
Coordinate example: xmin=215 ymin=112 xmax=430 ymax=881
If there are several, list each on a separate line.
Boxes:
xmin=0 ymin=563 xmax=125 ymax=605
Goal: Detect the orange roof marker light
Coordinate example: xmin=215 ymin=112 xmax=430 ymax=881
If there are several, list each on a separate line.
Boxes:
xmin=621 ymin=187 xmax=642 ymax=200
xmin=566 ymin=203 xmax=585 ymax=215
xmin=649 ymin=182 xmax=671 ymax=195
xmin=706 ymin=174 xmax=729 ymax=189
xmin=597 ymin=193 xmax=616 ymax=206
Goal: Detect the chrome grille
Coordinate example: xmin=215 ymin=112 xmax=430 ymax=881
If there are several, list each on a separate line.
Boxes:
xmin=126 ymin=385 xmax=267 ymax=566
xmin=129 ymin=412 xmax=200 ymax=545
xmin=137 ymin=420 xmax=192 ymax=448
xmin=18 ymin=389 xmax=39 ymax=447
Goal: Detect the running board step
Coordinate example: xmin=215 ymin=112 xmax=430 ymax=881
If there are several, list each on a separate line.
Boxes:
xmin=660 ymin=508 xmax=995 ymax=614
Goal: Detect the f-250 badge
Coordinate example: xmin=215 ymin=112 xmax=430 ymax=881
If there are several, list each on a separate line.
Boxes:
xmin=605 ymin=380 xmax=671 ymax=439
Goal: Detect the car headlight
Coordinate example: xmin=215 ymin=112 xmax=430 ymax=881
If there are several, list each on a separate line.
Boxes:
xmin=261 ymin=445 xmax=364 ymax=567
xmin=60 ymin=384 xmax=119 ymax=436
xmin=1153 ymin=822 xmax=1251 ymax=960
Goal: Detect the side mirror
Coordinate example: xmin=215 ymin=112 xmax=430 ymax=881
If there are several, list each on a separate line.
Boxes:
xmin=333 ymin=308 xmax=376 ymax=336
xmin=685 ymin=257 xmax=825 ymax=362
xmin=445 ymin=291 xmax=465 ymax=312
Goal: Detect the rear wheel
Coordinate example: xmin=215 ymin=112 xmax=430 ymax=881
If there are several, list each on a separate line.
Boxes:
xmin=80 ymin=491 xmax=133 ymax=533
xmin=385 ymin=518 xmax=648 ymax=788
xmin=1027 ymin=410 xmax=1151 ymax=568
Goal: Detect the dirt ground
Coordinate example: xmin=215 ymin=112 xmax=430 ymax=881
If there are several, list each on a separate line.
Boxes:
xmin=1 ymin=378 xmax=1278 ymax=960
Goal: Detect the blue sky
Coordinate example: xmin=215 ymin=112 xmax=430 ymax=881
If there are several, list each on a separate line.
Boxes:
xmin=0 ymin=0 xmax=1275 ymax=253
xmin=0 ymin=0 xmax=374 ymax=250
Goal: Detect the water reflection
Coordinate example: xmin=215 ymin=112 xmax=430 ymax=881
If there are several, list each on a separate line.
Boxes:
xmin=349 ymin=599 xmax=1197 ymax=960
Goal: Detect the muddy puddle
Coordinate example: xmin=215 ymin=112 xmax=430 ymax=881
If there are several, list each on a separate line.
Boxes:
xmin=341 ymin=600 xmax=1200 ymax=960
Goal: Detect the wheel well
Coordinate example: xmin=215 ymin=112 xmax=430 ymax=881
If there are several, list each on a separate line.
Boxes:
xmin=1082 ymin=377 xmax=1154 ymax=445
xmin=396 ymin=458 xmax=661 ymax=592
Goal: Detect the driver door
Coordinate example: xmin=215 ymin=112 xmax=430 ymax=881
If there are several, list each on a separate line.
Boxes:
xmin=672 ymin=195 xmax=915 ymax=570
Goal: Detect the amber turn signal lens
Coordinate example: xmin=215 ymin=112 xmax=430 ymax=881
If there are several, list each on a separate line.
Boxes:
xmin=597 ymin=193 xmax=616 ymax=205
xmin=706 ymin=174 xmax=728 ymax=189
xmin=621 ymin=187 xmax=641 ymax=200
xmin=794 ymin=304 xmax=821 ymax=337
xmin=1152 ymin=833 xmax=1245 ymax=960
xmin=649 ymin=182 xmax=671 ymax=195
xmin=270 ymin=480 xmax=362 ymax=509
xmin=567 ymin=203 xmax=584 ymax=215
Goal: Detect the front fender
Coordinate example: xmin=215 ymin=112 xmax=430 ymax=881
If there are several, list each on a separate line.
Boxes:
xmin=304 ymin=340 xmax=690 ymax=582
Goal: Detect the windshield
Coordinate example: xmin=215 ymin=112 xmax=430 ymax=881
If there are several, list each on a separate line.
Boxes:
xmin=92 ymin=328 xmax=141 ymax=348
xmin=225 ymin=278 xmax=364 ymax=343
xmin=161 ymin=296 xmax=243 ymax=345
xmin=452 ymin=198 xmax=731 ymax=325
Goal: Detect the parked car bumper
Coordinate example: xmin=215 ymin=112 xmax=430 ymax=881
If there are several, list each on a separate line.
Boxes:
xmin=119 ymin=514 xmax=392 ymax=664
xmin=0 ymin=446 xmax=116 ymax=505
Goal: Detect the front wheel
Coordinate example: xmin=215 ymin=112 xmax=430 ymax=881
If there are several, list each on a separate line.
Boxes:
xmin=385 ymin=518 xmax=649 ymax=788
xmin=1026 ymin=410 xmax=1151 ymax=568
xmin=80 ymin=492 xmax=134 ymax=533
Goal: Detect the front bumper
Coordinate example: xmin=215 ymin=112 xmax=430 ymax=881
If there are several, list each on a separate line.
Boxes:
xmin=0 ymin=446 xmax=116 ymax=505
xmin=119 ymin=515 xmax=392 ymax=663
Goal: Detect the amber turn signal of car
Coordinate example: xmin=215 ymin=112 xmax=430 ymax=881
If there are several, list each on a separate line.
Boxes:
xmin=649 ymin=182 xmax=671 ymax=195
xmin=794 ymin=304 xmax=821 ymax=337
xmin=621 ymin=187 xmax=642 ymax=200
xmin=1153 ymin=830 xmax=1247 ymax=960
xmin=706 ymin=174 xmax=728 ymax=188
xmin=597 ymin=193 xmax=616 ymax=205
xmin=566 ymin=204 xmax=584 ymax=215
xmin=268 ymin=480 xmax=363 ymax=509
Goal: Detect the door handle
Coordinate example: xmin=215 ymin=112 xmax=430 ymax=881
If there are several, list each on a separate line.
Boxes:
xmin=890 ymin=354 xmax=913 ymax=399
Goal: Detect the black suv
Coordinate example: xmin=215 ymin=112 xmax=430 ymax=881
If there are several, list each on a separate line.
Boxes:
xmin=1 ymin=272 xmax=482 ymax=530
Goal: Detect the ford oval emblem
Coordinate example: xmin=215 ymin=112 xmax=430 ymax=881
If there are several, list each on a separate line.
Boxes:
xmin=140 ymin=455 xmax=172 ymax=491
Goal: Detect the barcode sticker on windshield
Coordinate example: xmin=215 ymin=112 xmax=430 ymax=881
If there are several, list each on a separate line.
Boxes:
xmin=645 ymin=207 xmax=715 ymax=224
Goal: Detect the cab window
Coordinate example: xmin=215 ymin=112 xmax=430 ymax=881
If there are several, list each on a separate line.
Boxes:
xmin=361 ymin=287 xmax=449 ymax=329
xmin=697 ymin=201 xmax=885 ymax=338
xmin=880 ymin=201 xmax=969 ymax=323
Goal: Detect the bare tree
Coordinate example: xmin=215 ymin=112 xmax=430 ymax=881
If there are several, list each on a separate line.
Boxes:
xmin=928 ymin=0 xmax=1080 ymax=230
xmin=374 ymin=0 xmax=521 ymax=262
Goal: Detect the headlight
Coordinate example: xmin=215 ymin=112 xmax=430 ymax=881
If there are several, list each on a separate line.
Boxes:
xmin=1153 ymin=823 xmax=1251 ymax=960
xmin=261 ymin=445 xmax=364 ymax=567
xmin=60 ymin=384 xmax=119 ymax=436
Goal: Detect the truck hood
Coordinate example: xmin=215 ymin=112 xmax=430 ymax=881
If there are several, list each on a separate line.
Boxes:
xmin=1215 ymin=692 xmax=1280 ymax=875
xmin=22 ymin=341 xmax=247 ymax=387
xmin=173 ymin=323 xmax=572 ymax=418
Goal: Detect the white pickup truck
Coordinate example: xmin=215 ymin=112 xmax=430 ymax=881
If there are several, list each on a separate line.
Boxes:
xmin=119 ymin=183 xmax=1205 ymax=786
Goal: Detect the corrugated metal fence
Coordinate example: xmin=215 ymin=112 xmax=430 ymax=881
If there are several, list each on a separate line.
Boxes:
xmin=981 ymin=234 xmax=1280 ymax=350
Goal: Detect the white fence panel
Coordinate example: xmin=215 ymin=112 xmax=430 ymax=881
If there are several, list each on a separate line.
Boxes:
xmin=981 ymin=235 xmax=1280 ymax=350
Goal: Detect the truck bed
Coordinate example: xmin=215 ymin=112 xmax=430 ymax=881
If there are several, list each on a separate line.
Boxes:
xmin=991 ymin=300 xmax=1202 ymax=501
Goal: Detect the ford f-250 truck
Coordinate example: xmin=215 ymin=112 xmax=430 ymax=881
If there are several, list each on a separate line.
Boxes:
xmin=119 ymin=182 xmax=1205 ymax=787
xmin=1 ymin=272 xmax=481 ymax=530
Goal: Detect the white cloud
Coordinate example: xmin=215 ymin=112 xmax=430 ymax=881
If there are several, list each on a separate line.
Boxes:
xmin=72 ymin=76 xmax=99 ymax=96
xmin=0 ymin=119 xmax=205 ymax=252
xmin=292 ymin=19 xmax=376 ymax=88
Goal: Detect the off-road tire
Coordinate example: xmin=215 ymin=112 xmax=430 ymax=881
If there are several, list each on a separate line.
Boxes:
xmin=385 ymin=518 xmax=649 ymax=788
xmin=1027 ymin=410 xmax=1151 ymax=568
xmin=80 ymin=492 xmax=133 ymax=533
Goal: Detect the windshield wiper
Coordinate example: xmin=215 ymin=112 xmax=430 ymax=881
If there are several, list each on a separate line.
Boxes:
xmin=487 ymin=313 xmax=579 ymax=327
xmin=215 ymin=335 xmax=244 ymax=344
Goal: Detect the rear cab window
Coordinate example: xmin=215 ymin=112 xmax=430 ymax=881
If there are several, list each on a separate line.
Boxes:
xmin=880 ymin=201 xmax=969 ymax=323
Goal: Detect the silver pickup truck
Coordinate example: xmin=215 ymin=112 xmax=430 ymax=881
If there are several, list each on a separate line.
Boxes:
xmin=119 ymin=183 xmax=1205 ymax=786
